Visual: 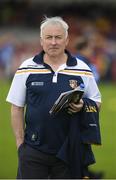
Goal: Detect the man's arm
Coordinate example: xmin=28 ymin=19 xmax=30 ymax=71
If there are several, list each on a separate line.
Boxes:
xmin=11 ymin=104 xmax=25 ymax=149
xmin=96 ymin=102 xmax=101 ymax=111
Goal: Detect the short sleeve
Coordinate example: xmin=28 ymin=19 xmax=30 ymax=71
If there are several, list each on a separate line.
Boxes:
xmin=84 ymin=76 xmax=101 ymax=103
xmin=6 ymin=71 xmax=27 ymax=107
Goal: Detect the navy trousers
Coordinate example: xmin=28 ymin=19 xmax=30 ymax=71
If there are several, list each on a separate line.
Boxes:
xmin=17 ymin=143 xmax=71 ymax=179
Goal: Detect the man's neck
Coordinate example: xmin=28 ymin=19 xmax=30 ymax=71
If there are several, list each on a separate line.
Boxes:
xmin=44 ymin=53 xmax=68 ymax=71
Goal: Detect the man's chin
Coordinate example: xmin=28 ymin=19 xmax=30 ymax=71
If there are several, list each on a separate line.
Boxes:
xmin=48 ymin=51 xmax=59 ymax=56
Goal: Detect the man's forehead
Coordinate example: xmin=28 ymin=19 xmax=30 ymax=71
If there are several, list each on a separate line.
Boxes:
xmin=42 ymin=24 xmax=64 ymax=33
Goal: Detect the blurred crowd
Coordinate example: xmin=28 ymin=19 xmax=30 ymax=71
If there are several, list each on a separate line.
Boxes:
xmin=0 ymin=31 xmax=40 ymax=79
xmin=0 ymin=0 xmax=116 ymax=82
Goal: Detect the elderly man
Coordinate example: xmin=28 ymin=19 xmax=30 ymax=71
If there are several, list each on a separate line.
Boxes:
xmin=6 ymin=16 xmax=101 ymax=179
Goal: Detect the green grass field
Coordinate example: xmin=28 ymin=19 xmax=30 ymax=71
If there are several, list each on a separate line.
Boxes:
xmin=0 ymin=80 xmax=116 ymax=179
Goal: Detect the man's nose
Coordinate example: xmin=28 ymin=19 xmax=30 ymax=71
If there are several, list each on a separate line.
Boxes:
xmin=51 ymin=37 xmax=56 ymax=44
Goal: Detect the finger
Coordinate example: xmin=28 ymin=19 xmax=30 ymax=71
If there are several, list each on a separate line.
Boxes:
xmin=69 ymin=103 xmax=83 ymax=110
xmin=68 ymin=107 xmax=80 ymax=113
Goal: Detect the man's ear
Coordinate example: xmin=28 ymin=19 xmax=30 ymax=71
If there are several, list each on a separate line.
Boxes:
xmin=40 ymin=37 xmax=43 ymax=46
xmin=66 ymin=37 xmax=69 ymax=46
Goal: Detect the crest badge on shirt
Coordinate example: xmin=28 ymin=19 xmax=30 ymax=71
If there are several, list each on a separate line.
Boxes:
xmin=69 ymin=80 xmax=78 ymax=89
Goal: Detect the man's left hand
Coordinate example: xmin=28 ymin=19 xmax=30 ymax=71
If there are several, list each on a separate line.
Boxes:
xmin=67 ymin=99 xmax=84 ymax=114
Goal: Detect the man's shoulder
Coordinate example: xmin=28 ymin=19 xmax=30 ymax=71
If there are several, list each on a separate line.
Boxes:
xmin=19 ymin=57 xmax=36 ymax=68
xmin=16 ymin=55 xmax=45 ymax=75
xmin=75 ymin=57 xmax=91 ymax=71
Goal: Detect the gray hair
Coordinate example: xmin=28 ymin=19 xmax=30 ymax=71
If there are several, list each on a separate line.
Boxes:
xmin=40 ymin=16 xmax=69 ymax=39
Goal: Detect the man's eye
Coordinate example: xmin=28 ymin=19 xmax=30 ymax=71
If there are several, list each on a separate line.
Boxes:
xmin=56 ymin=36 xmax=62 ymax=39
xmin=46 ymin=37 xmax=52 ymax=39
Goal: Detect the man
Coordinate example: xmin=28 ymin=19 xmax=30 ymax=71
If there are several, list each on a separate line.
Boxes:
xmin=6 ymin=16 xmax=101 ymax=179
xmin=75 ymin=37 xmax=100 ymax=82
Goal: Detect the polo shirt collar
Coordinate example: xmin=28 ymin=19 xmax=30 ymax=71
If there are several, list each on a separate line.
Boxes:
xmin=33 ymin=50 xmax=77 ymax=67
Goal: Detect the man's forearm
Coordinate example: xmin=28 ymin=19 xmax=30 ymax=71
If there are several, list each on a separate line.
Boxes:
xmin=11 ymin=104 xmax=25 ymax=148
xmin=96 ymin=102 xmax=101 ymax=111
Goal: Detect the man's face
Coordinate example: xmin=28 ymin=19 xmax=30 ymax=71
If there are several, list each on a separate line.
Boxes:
xmin=40 ymin=24 xmax=69 ymax=57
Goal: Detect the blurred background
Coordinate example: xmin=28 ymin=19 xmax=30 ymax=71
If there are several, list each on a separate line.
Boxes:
xmin=0 ymin=0 xmax=116 ymax=179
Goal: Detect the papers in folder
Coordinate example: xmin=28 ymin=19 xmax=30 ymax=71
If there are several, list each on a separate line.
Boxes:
xmin=49 ymin=84 xmax=84 ymax=115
